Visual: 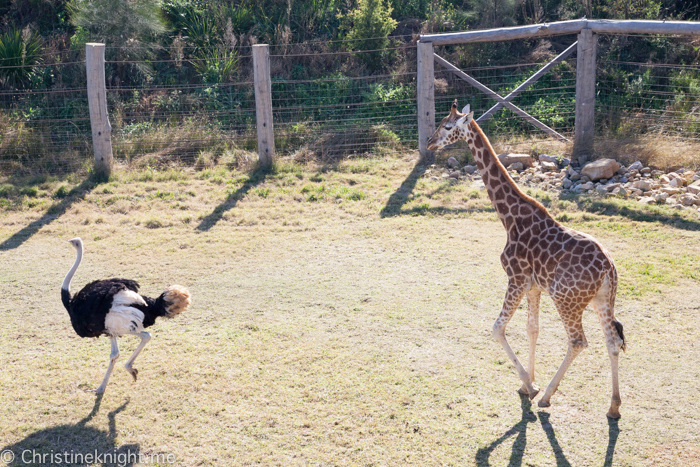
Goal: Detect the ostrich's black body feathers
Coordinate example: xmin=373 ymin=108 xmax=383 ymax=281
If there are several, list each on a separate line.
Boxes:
xmin=63 ymin=278 xmax=142 ymax=338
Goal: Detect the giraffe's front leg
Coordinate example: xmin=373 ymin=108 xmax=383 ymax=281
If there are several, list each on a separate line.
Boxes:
xmin=492 ymin=282 xmax=539 ymax=399
xmin=518 ymin=289 xmax=541 ymax=396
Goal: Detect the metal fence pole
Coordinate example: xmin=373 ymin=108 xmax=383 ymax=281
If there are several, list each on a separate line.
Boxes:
xmin=85 ymin=43 xmax=113 ymax=177
xmin=253 ymin=44 xmax=275 ymax=167
xmin=417 ymin=40 xmax=435 ymax=162
xmin=573 ymin=28 xmax=597 ymax=157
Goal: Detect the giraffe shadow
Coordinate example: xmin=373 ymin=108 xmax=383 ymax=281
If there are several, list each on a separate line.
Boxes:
xmin=475 ymin=394 xmax=573 ymax=467
xmin=0 ymin=396 xmax=139 ymax=467
xmin=0 ymin=175 xmax=101 ymax=251
xmin=380 ymin=162 xmax=426 ymax=217
xmin=604 ymin=418 xmax=620 ymax=467
xmin=195 ymin=166 xmax=270 ymax=231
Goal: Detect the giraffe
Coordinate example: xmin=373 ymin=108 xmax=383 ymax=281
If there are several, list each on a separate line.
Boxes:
xmin=427 ymin=100 xmax=626 ymax=419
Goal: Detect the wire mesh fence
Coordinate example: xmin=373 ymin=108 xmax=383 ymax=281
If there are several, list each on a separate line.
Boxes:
xmin=1 ymin=35 xmax=699 ymax=176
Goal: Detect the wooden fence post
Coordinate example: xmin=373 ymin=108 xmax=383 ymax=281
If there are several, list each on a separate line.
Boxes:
xmin=252 ymin=44 xmax=275 ymax=167
xmin=85 ymin=43 xmax=113 ymax=178
xmin=417 ymin=40 xmax=435 ymax=162
xmin=573 ymin=28 xmax=596 ymax=157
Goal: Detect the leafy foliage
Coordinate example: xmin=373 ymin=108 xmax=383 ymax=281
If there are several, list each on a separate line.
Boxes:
xmin=339 ymin=0 xmax=397 ymax=72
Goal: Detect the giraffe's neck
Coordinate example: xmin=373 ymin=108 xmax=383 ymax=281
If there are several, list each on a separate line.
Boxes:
xmin=464 ymin=121 xmax=546 ymax=230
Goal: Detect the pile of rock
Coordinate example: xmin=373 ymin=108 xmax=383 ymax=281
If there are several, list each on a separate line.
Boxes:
xmin=431 ymin=154 xmax=700 ymax=211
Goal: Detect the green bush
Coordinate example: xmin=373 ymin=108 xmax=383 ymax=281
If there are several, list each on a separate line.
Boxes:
xmin=0 ymin=28 xmax=43 ymax=90
xmin=339 ymin=0 xmax=397 ymax=72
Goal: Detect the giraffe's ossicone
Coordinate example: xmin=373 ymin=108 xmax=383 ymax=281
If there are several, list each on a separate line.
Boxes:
xmin=428 ymin=100 xmax=626 ymax=419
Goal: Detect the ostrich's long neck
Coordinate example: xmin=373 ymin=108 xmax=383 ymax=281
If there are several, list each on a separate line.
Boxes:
xmin=465 ymin=121 xmax=539 ymax=231
xmin=62 ymin=244 xmax=83 ymax=292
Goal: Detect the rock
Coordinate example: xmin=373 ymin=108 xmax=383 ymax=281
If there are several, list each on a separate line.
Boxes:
xmin=447 ymin=157 xmax=460 ymax=169
xmin=640 ymin=167 xmax=652 ymax=174
xmin=541 ymin=161 xmax=558 ymax=171
xmin=538 ymin=154 xmax=558 ymax=164
xmin=652 ymin=192 xmax=668 ymax=203
xmin=669 ymin=178 xmax=683 ymax=188
xmin=687 ymin=180 xmax=700 ymax=195
xmin=596 ymin=185 xmax=608 ymax=195
xmin=580 ymin=182 xmax=594 ymax=191
xmin=507 ymin=162 xmax=524 ymax=172
xmin=463 ymin=164 xmax=477 ymax=174
xmin=449 ymin=172 xmax=460 ymax=179
xmin=560 ymin=158 xmax=571 ymax=167
xmin=638 ymin=197 xmax=656 ymax=205
xmin=661 ymin=187 xmax=680 ymax=195
xmin=606 ymin=183 xmax=621 ymax=192
xmin=442 ymin=173 xmax=450 ymax=178
xmin=618 ymin=186 xmax=628 ymax=197
xmin=632 ymin=180 xmax=652 ymax=191
xmin=628 ymin=161 xmax=643 ymax=171
xmin=562 ymin=178 xmax=572 ymax=189
xmin=498 ymin=153 xmax=534 ymax=168
xmin=471 ymin=180 xmax=486 ymax=190
xmin=681 ymin=194 xmax=696 ymax=206
xmin=570 ymin=173 xmax=581 ymax=181
xmin=581 ymin=159 xmax=620 ymax=181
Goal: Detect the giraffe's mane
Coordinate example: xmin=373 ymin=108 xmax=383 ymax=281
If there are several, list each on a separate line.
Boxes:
xmin=469 ymin=119 xmax=551 ymax=216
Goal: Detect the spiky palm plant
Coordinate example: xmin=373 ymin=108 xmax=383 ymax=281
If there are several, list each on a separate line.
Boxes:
xmin=0 ymin=29 xmax=43 ymax=90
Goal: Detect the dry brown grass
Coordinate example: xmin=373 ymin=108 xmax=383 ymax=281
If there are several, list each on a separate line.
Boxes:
xmin=595 ymin=134 xmax=700 ymax=171
xmin=1 ymin=154 xmax=700 ymax=466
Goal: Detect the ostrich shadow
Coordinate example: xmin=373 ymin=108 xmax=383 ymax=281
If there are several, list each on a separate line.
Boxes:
xmin=1 ymin=396 xmax=139 ymax=467
xmin=0 ymin=176 xmax=101 ymax=251
xmin=475 ymin=394 xmax=572 ymax=467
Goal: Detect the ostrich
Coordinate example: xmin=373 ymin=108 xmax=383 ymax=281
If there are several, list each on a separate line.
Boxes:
xmin=61 ymin=237 xmax=191 ymax=394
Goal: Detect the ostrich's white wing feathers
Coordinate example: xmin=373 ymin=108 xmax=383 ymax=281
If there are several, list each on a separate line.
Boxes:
xmin=104 ymin=290 xmax=146 ymax=337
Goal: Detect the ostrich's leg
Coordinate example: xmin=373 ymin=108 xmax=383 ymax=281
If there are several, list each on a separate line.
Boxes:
xmin=93 ymin=337 xmax=119 ymax=394
xmin=124 ymin=331 xmax=151 ymax=381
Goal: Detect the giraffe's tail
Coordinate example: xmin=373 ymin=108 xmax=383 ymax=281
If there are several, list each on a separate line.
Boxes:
xmin=612 ymin=319 xmax=626 ymax=352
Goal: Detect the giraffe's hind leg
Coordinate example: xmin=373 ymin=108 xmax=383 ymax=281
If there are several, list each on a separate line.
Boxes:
xmin=492 ymin=281 xmax=539 ymax=399
xmin=538 ymin=297 xmax=589 ymax=408
xmin=590 ymin=278 xmax=624 ymax=419
xmin=518 ymin=289 xmax=541 ymax=396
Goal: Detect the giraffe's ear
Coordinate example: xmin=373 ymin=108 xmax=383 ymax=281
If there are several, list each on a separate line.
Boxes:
xmin=461 ymin=104 xmax=470 ymax=114
xmin=458 ymin=111 xmax=474 ymax=125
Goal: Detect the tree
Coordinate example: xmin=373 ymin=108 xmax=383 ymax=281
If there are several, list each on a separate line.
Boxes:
xmin=340 ymin=0 xmax=398 ymax=72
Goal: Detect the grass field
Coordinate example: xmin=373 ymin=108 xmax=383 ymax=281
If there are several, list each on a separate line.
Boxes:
xmin=1 ymin=153 xmax=700 ymax=466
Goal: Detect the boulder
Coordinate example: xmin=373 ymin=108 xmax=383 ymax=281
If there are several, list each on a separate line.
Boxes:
xmin=498 ymin=153 xmax=534 ymax=168
xmin=669 ymin=178 xmax=683 ymax=188
xmin=581 ymin=159 xmax=621 ymax=181
xmin=562 ymin=179 xmax=572 ymax=189
xmin=681 ymin=194 xmax=696 ymax=206
xmin=507 ymin=162 xmax=524 ymax=172
xmin=463 ymin=164 xmax=477 ymax=175
xmin=447 ymin=157 xmax=460 ymax=169
xmin=638 ymin=196 xmax=656 ymax=205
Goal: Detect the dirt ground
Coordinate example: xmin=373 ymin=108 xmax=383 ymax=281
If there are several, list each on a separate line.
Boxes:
xmin=1 ymin=155 xmax=699 ymax=466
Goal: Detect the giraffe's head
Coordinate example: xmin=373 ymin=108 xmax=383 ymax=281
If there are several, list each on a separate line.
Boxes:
xmin=426 ymin=100 xmax=474 ymax=152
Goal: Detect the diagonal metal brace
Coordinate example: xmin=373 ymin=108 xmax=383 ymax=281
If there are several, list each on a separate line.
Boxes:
xmin=433 ymin=53 xmax=571 ymax=142
xmin=479 ymin=41 xmax=578 ymax=121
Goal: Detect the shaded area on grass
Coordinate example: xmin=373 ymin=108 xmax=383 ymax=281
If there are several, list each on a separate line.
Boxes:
xmin=560 ymin=193 xmax=700 ymax=231
xmin=1 ymin=397 xmax=139 ymax=467
xmin=0 ymin=176 xmax=101 ymax=251
xmin=475 ymin=395 xmax=572 ymax=466
xmin=196 ymin=167 xmax=270 ymax=231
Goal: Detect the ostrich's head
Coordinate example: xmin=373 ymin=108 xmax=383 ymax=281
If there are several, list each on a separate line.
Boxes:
xmin=68 ymin=237 xmax=83 ymax=249
xmin=426 ymin=100 xmax=474 ymax=152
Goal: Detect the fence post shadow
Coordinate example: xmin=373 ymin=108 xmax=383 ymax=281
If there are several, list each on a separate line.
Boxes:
xmin=195 ymin=166 xmax=270 ymax=232
xmin=380 ymin=161 xmax=427 ymax=217
xmin=0 ymin=175 xmax=101 ymax=251
xmin=1 ymin=396 xmax=140 ymax=467
xmin=475 ymin=394 xmax=537 ymax=467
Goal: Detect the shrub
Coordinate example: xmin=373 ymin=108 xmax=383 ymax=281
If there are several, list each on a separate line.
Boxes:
xmin=0 ymin=28 xmax=43 ymax=90
xmin=339 ymin=0 xmax=397 ymax=72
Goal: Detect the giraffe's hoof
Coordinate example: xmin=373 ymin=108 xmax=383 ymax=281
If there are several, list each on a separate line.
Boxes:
xmin=607 ymin=410 xmax=621 ymax=419
xmin=518 ymin=384 xmax=540 ymax=399
xmin=126 ymin=367 xmax=138 ymax=382
xmin=538 ymin=399 xmax=551 ymax=408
